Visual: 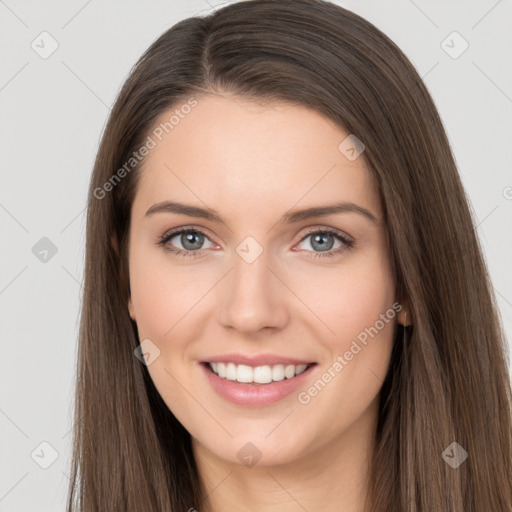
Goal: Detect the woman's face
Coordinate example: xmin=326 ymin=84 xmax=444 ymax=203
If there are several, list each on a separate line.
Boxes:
xmin=127 ymin=94 xmax=402 ymax=467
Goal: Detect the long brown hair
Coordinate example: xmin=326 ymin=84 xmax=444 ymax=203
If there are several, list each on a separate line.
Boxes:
xmin=66 ymin=1 xmax=512 ymax=510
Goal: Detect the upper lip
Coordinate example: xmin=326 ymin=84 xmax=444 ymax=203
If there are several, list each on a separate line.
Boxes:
xmin=200 ymin=353 xmax=316 ymax=367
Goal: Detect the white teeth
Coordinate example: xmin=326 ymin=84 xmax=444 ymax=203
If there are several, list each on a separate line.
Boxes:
xmin=284 ymin=364 xmax=295 ymax=379
xmin=254 ymin=365 xmax=272 ymax=384
xmin=217 ymin=362 xmax=226 ymax=378
xmin=236 ymin=364 xmax=253 ymax=383
xmin=272 ymin=364 xmax=285 ymax=381
xmin=225 ymin=362 xmax=237 ymax=380
xmin=208 ymin=362 xmax=311 ymax=383
xmin=295 ymin=364 xmax=308 ymax=375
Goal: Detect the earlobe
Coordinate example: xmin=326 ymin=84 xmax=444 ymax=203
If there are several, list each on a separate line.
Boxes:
xmin=397 ymin=308 xmax=411 ymax=327
xmin=128 ymin=298 xmax=135 ymax=320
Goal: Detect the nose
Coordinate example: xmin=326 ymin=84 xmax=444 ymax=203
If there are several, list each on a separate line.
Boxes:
xmin=217 ymin=247 xmax=290 ymax=335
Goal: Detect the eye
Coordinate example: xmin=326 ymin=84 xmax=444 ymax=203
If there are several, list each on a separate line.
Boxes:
xmin=157 ymin=226 xmax=354 ymax=260
xmin=295 ymin=228 xmax=354 ymax=259
xmin=157 ymin=228 xmax=215 ymax=258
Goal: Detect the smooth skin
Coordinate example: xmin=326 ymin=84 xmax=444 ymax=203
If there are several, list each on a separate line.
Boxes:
xmin=127 ymin=93 xmax=408 ymax=512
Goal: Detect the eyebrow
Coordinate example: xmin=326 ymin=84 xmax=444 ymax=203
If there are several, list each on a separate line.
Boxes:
xmin=145 ymin=200 xmax=377 ymax=225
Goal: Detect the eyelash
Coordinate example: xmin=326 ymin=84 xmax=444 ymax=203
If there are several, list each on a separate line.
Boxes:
xmin=157 ymin=226 xmax=354 ymax=260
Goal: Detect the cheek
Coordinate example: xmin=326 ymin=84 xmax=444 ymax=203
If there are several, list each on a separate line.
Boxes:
xmin=294 ymin=249 xmax=396 ymax=347
xmin=129 ymin=268 xmax=171 ymax=339
xmin=128 ymin=248 xmax=203 ymax=410
xmin=293 ymin=254 xmax=397 ymax=439
xmin=128 ymin=243 xmax=205 ymax=339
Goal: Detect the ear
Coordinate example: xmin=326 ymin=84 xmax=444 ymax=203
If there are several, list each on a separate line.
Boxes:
xmin=128 ymin=297 xmax=136 ymax=320
xmin=397 ymin=303 xmax=412 ymax=327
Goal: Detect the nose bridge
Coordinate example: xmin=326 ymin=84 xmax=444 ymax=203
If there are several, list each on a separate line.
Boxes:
xmin=218 ymin=236 xmax=288 ymax=333
xmin=232 ymin=241 xmax=270 ymax=297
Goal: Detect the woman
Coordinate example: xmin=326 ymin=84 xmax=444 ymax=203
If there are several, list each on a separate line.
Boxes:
xmin=67 ymin=0 xmax=512 ymax=510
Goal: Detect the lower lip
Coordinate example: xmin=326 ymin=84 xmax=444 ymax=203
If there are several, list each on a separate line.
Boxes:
xmin=200 ymin=362 xmax=317 ymax=407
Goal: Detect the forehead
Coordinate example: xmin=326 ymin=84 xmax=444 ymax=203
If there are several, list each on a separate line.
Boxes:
xmin=132 ymin=94 xmax=379 ymax=219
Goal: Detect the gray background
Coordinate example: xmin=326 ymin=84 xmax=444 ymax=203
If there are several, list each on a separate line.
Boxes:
xmin=1 ymin=0 xmax=511 ymax=510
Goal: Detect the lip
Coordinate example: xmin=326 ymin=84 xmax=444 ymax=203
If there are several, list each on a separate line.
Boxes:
xmin=200 ymin=353 xmax=315 ymax=367
xmin=200 ymin=361 xmax=318 ymax=407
